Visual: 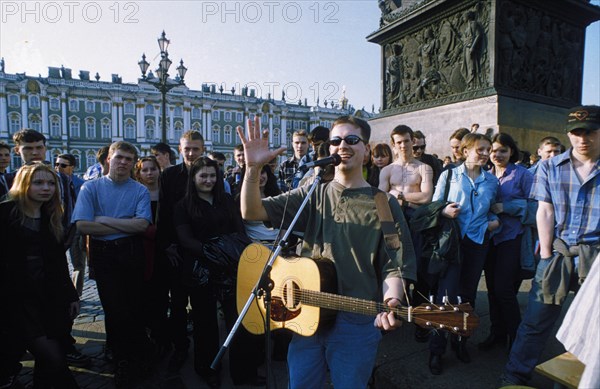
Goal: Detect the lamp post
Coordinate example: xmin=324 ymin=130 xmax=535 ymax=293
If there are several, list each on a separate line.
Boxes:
xmin=138 ymin=31 xmax=187 ymax=144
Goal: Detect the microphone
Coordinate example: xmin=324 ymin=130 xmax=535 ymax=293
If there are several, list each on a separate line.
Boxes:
xmin=301 ymin=154 xmax=342 ymax=170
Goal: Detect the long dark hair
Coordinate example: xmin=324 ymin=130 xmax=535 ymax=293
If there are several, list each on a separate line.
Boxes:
xmin=491 ymin=133 xmax=520 ymax=164
xmin=184 ymin=157 xmax=226 ymax=218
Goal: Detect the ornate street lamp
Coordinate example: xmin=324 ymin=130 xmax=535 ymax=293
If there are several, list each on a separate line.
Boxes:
xmin=138 ymin=31 xmax=187 ymax=143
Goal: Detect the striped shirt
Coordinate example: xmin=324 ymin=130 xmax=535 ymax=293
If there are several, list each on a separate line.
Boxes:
xmin=530 ymin=150 xmax=600 ymax=246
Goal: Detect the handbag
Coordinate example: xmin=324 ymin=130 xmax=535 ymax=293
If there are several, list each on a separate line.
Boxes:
xmin=201 ymin=232 xmax=252 ymax=299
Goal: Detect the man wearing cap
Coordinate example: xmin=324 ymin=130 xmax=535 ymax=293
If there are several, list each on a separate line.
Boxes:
xmin=500 ymin=105 xmax=600 ymax=386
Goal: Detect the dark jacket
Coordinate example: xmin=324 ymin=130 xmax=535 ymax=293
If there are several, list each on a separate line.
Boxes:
xmin=0 ymin=201 xmax=78 ymax=336
xmin=156 ymin=163 xmax=189 ymax=250
xmin=419 ymin=153 xmax=443 ymax=186
xmin=409 ymin=200 xmax=462 ymax=275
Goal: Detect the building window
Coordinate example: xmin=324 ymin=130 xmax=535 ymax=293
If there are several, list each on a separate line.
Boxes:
xmin=124 ymin=120 xmax=135 ymax=139
xmin=50 ymin=116 xmax=61 ymax=137
xmin=29 ymin=95 xmax=40 ymax=109
xmin=71 ymin=151 xmax=81 ymax=171
xmin=223 ymin=126 xmax=231 ymax=144
xmin=236 ymin=112 xmax=243 ymax=122
xmin=9 ymin=113 xmax=21 ymax=134
xmin=101 ymin=119 xmax=111 ymax=139
xmin=192 ymin=107 xmax=201 ymax=119
xmin=287 ymin=132 xmax=292 ymax=148
xmin=174 ymin=106 xmax=183 ymax=117
xmin=124 ymin=102 xmax=135 ymax=115
xmin=262 ymin=114 xmax=268 ymax=124
xmin=85 ymin=101 xmax=95 ymax=113
xmin=273 ymin=128 xmax=280 ymax=147
xmin=212 ymin=126 xmax=220 ymax=143
xmin=86 ymin=118 xmax=96 ymax=138
xmin=273 ymin=115 xmax=280 ymax=125
xmin=86 ymin=152 xmax=96 ymax=171
xmin=146 ymin=120 xmax=155 ymax=140
xmin=70 ymin=117 xmax=80 ymax=137
xmin=174 ymin=122 xmax=183 ymax=141
xmin=49 ymin=98 xmax=60 ymax=110
xmin=29 ymin=115 xmax=41 ymax=132
xmin=101 ymin=102 xmax=111 ymax=114
xmin=192 ymin=122 xmax=201 ymax=132
xmin=212 ymin=110 xmax=220 ymax=121
xmin=224 ymin=112 xmax=232 ymax=122
xmin=8 ymin=94 xmax=19 ymax=107
xmin=69 ymin=99 xmax=79 ymax=112
xmin=145 ymin=104 xmax=155 ymax=116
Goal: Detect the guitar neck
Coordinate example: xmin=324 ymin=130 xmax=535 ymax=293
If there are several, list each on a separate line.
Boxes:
xmin=300 ymin=289 xmax=408 ymax=320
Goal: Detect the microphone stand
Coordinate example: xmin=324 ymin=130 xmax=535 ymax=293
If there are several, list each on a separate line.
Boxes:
xmin=211 ymin=168 xmax=326 ymax=388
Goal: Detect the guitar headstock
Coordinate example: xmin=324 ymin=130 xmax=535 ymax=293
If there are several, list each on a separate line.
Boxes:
xmin=410 ymin=303 xmax=479 ymax=336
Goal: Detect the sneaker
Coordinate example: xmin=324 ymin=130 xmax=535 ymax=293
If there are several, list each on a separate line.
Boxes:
xmin=65 ymin=350 xmax=92 ymax=368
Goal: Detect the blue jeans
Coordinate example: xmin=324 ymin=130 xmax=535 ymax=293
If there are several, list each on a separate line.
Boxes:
xmin=503 ymin=257 xmax=574 ymax=384
xmin=287 ymin=312 xmax=382 ymax=389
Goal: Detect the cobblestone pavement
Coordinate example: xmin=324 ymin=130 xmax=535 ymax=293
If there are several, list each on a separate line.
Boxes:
xmin=13 ymin=270 xmax=572 ymax=388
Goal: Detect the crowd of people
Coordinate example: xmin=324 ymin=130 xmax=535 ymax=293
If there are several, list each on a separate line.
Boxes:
xmin=0 ymin=104 xmax=598 ymax=389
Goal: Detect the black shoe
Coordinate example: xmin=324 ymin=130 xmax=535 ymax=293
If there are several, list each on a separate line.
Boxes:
xmin=478 ymin=333 xmax=506 ymax=351
xmin=455 ymin=339 xmax=471 ymax=363
xmin=65 ymin=349 xmax=92 ymax=368
xmin=114 ymin=360 xmax=130 ymax=388
xmin=168 ymin=348 xmax=188 ymax=373
xmin=414 ymin=326 xmax=430 ymax=343
xmin=428 ymin=354 xmax=443 ymax=375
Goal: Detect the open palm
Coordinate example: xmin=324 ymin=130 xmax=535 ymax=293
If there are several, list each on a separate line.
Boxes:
xmin=236 ymin=116 xmax=287 ymax=167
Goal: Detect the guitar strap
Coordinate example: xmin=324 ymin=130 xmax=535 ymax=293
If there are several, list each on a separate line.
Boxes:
xmin=373 ymin=190 xmax=401 ymax=251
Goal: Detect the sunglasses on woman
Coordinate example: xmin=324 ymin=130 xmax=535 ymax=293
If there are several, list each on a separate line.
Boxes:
xmin=329 ymin=135 xmax=365 ymax=146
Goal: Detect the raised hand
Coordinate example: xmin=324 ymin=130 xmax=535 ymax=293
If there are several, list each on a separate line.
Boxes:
xmin=236 ymin=116 xmax=286 ymax=168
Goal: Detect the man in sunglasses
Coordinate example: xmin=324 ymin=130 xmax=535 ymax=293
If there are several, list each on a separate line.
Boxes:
xmin=413 ymin=130 xmax=443 ymax=186
xmin=238 ymin=115 xmax=416 ymax=389
xmin=500 ymin=105 xmax=600 ymax=387
xmin=55 ymin=154 xmax=87 ymax=297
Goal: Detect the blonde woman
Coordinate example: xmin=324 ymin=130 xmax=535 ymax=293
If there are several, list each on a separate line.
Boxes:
xmin=0 ymin=163 xmax=79 ymax=388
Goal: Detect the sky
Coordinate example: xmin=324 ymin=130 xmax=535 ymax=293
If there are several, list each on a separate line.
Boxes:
xmin=0 ymin=0 xmax=598 ymax=111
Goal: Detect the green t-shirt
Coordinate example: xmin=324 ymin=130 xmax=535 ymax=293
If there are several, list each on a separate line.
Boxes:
xmin=263 ymin=181 xmax=416 ymax=302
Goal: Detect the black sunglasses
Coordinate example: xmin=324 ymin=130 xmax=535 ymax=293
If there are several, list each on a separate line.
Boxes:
xmin=329 ymin=135 xmax=364 ymax=146
xmin=55 ymin=163 xmax=71 ymax=168
xmin=413 ymin=145 xmax=426 ymax=151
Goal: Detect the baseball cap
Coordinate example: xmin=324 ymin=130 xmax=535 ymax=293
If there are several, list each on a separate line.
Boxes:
xmin=565 ymin=105 xmax=600 ymax=133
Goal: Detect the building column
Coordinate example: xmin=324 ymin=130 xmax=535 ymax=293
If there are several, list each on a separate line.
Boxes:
xmin=20 ymin=91 xmax=28 ymax=128
xmin=206 ymin=107 xmax=212 ymax=142
xmin=281 ymin=114 xmax=287 ymax=146
xmin=183 ymin=102 xmax=191 ymax=130
xmin=41 ymin=93 xmax=49 ymax=136
xmin=136 ymin=101 xmax=145 ymax=141
xmin=169 ymin=107 xmax=174 ymax=141
xmin=111 ymin=100 xmax=119 ymax=138
xmin=268 ymin=113 xmax=273 ymax=146
xmin=202 ymin=109 xmax=208 ymax=139
xmin=117 ymin=103 xmax=124 ymax=139
xmin=154 ymin=106 xmax=160 ymax=142
xmin=60 ymin=92 xmax=68 ymax=140
xmin=0 ymin=90 xmax=8 ymax=137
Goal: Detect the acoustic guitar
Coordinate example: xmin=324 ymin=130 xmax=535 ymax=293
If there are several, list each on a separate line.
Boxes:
xmin=237 ymin=243 xmax=479 ymax=337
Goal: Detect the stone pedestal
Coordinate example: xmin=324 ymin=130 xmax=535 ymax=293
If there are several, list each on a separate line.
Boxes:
xmin=368 ymin=0 xmax=600 ymax=155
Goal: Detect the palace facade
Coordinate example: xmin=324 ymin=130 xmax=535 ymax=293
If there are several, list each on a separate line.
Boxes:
xmin=0 ymin=63 xmax=350 ymax=173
